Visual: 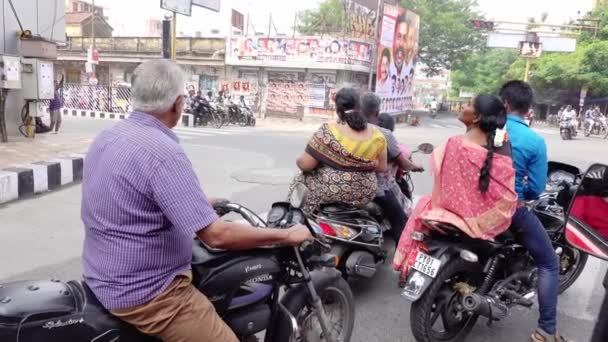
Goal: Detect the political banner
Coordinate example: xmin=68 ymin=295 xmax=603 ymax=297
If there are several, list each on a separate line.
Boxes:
xmin=345 ymin=0 xmax=378 ymax=41
xmin=229 ymin=37 xmax=372 ymax=67
xmin=375 ymin=4 xmax=419 ymax=113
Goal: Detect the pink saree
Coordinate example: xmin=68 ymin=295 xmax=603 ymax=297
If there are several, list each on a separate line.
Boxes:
xmin=393 ymin=136 xmax=518 ymax=276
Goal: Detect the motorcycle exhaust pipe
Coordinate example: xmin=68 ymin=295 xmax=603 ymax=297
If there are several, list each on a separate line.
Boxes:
xmin=461 ymin=293 xmax=508 ymax=321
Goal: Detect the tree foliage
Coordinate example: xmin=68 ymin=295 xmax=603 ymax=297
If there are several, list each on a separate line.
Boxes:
xmin=452 ymin=3 xmax=608 ymax=103
xmin=401 ymin=0 xmax=486 ymax=76
xmin=450 ymin=49 xmax=518 ymax=96
xmin=297 ymin=0 xmax=346 ymax=36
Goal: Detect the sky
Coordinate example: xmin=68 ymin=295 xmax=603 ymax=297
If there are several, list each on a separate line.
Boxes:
xmin=92 ymin=0 xmax=596 ymax=37
xmin=476 ymin=0 xmax=595 ymax=24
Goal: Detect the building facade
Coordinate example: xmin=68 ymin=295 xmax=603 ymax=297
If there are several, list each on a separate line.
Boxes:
xmin=225 ymin=36 xmax=373 ymax=119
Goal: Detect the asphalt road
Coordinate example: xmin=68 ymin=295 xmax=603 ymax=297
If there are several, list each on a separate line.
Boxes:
xmin=1 ymin=114 xmax=606 ymax=342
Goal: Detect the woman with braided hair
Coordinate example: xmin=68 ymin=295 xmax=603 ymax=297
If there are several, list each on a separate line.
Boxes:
xmin=393 ymin=94 xmax=518 ymax=278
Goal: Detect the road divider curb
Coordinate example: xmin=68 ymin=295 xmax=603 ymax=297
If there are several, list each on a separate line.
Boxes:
xmin=49 ymin=107 xmax=195 ymax=127
xmin=0 ymin=155 xmax=85 ymax=205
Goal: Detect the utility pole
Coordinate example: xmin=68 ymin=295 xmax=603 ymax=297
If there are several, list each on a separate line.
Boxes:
xmin=171 ymin=13 xmax=177 ymax=60
xmin=91 ymin=0 xmax=96 ymax=49
xmin=91 ymin=0 xmax=97 ymax=83
xmin=268 ymin=12 xmax=272 ymax=37
xmin=368 ymin=0 xmax=384 ymax=91
xmin=524 ymin=59 xmax=531 ymax=82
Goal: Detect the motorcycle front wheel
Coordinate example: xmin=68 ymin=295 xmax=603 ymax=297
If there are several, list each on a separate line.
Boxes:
xmin=212 ymin=111 xmax=224 ymax=129
xmin=411 ymin=258 xmax=482 ymax=342
xmin=280 ymin=277 xmax=355 ymax=342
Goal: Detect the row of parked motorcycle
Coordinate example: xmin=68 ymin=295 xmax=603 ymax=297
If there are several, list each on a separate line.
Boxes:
xmin=1 ymin=142 xmax=602 ymax=342
xmin=186 ymin=95 xmax=256 ymax=129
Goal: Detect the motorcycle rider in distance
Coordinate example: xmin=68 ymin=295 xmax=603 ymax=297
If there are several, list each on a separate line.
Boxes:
xmin=500 ymin=80 xmax=568 ymax=342
xmin=81 ymin=59 xmax=313 ymax=342
xmin=361 ymin=92 xmax=424 ymax=245
xmin=239 ymin=95 xmax=248 ymax=108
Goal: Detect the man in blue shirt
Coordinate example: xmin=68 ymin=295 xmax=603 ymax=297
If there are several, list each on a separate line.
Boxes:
xmin=500 ymin=80 xmax=566 ymax=342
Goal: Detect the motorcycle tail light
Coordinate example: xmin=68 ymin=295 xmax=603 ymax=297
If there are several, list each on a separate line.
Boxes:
xmin=319 ymin=222 xmax=337 ymax=236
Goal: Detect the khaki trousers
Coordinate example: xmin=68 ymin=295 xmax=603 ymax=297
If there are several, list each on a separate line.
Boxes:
xmin=111 ymin=272 xmax=238 ymax=342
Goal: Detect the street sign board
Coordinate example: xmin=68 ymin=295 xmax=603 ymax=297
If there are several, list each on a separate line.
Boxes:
xmin=160 ymin=0 xmax=193 ymax=16
xmin=192 ymin=0 xmax=220 ymax=12
xmin=487 ymin=33 xmax=576 ymax=52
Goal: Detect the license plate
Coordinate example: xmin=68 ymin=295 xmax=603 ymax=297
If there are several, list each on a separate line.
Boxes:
xmin=412 ymin=251 xmax=441 ymax=278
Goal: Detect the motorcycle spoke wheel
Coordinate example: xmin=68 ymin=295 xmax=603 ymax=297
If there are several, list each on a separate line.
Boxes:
xmin=294 ymin=287 xmax=349 ymax=342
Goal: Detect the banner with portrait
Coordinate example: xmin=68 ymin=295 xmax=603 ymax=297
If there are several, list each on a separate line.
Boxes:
xmin=229 ymin=37 xmax=372 ymax=67
xmin=345 ymin=0 xmax=378 ymax=41
xmin=374 ymin=4 xmax=419 ymax=114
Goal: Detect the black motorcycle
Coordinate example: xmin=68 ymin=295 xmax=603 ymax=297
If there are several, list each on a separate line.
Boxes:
xmin=0 ymin=189 xmax=355 ymax=342
xmin=239 ymin=105 xmax=256 ymax=127
xmin=400 ymin=161 xmax=588 ymax=342
xmin=560 ymin=118 xmax=577 ymax=141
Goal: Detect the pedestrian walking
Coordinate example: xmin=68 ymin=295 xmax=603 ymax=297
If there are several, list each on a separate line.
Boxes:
xmin=49 ymin=75 xmax=64 ymax=134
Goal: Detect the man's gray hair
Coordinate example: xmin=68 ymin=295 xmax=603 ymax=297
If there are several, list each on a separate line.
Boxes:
xmin=361 ymin=92 xmax=381 ymax=116
xmin=131 ymin=59 xmax=185 ymax=113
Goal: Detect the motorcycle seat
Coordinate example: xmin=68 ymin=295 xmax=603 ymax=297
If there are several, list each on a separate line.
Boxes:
xmin=423 ymin=220 xmax=517 ymax=244
xmin=319 ymin=203 xmax=375 ymax=218
xmin=0 ymin=279 xmax=77 ymax=324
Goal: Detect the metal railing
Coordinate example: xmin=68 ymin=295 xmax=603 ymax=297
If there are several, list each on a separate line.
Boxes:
xmin=60 ymin=37 xmax=225 ymax=57
xmin=62 ymin=84 xmax=132 ymax=113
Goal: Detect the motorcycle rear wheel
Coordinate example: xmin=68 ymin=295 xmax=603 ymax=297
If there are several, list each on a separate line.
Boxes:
xmin=558 ymin=245 xmax=588 ymax=294
xmin=411 ymin=258 xmax=482 ymax=342
xmin=280 ymin=277 xmax=355 ymax=342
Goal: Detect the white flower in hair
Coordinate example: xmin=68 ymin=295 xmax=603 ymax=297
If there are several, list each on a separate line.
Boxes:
xmin=494 ymin=128 xmax=506 ymax=147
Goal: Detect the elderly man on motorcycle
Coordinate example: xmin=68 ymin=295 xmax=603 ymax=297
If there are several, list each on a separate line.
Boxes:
xmin=81 ymin=59 xmax=312 ymax=342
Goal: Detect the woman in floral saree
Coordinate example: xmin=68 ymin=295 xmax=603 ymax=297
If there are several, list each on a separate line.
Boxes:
xmin=291 ymin=87 xmax=388 ymax=213
xmin=393 ymin=94 xmax=518 ymax=277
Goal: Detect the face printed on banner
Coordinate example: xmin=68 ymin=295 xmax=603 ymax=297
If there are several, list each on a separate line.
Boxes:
xmin=395 ymin=48 xmax=405 ymax=72
xmin=391 ymin=75 xmax=396 ymax=94
xmin=330 ymin=40 xmax=341 ymax=54
xmin=358 ymin=44 xmax=368 ymax=60
xmin=381 ymin=55 xmax=390 ymax=82
xmin=245 ymin=39 xmax=253 ymax=52
xmin=394 ymin=14 xmax=408 ymax=52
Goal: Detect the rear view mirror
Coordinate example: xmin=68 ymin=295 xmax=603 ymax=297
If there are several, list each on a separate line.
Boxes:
xmin=565 ymin=163 xmax=608 ymax=261
xmin=418 ymin=143 xmax=434 ymax=155
xmin=290 ymin=183 xmax=309 ymax=209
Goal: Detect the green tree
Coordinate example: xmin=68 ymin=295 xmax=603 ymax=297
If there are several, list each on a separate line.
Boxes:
xmin=297 ymin=0 xmax=346 ymax=36
xmin=450 ymin=49 xmax=519 ymax=96
xmin=401 ymin=0 xmax=486 ymax=76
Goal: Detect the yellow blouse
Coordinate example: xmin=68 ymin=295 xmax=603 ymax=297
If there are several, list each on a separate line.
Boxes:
xmin=328 ymin=123 xmax=387 ymax=160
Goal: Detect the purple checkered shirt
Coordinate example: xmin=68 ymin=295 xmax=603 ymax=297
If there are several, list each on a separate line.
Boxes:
xmin=81 ymin=111 xmax=218 ymax=310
